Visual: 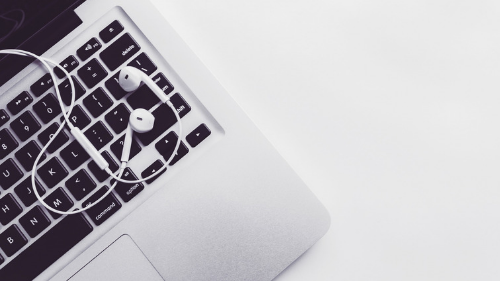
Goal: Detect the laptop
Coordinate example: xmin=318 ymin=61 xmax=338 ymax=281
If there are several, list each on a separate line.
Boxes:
xmin=0 ymin=0 xmax=330 ymax=280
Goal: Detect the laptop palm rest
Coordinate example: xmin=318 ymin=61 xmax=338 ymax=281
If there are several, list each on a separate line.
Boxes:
xmin=68 ymin=235 xmax=164 ymax=281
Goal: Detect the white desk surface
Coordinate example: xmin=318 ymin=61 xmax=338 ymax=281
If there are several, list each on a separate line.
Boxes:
xmin=151 ymin=1 xmax=500 ymax=280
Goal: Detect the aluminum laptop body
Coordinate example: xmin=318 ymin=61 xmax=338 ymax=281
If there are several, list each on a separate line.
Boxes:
xmin=0 ymin=0 xmax=330 ymax=280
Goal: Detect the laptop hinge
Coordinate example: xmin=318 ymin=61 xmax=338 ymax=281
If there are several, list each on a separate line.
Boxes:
xmin=0 ymin=5 xmax=84 ymax=87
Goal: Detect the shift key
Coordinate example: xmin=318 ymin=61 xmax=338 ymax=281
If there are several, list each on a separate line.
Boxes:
xmin=99 ymin=33 xmax=140 ymax=71
xmin=0 ymin=213 xmax=93 ymax=281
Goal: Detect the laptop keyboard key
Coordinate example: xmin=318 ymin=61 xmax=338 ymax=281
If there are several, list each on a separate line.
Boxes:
xmin=60 ymin=140 xmax=90 ymax=170
xmin=77 ymin=58 xmax=108 ymax=89
xmin=186 ymin=124 xmax=211 ymax=148
xmin=128 ymin=53 xmax=157 ymax=75
xmin=83 ymin=87 xmax=113 ymax=118
xmin=77 ymin=37 xmax=102 ymax=61
xmin=152 ymin=72 xmax=174 ymax=95
xmin=0 ymin=194 xmax=23 ymax=225
xmin=155 ymin=131 xmax=178 ymax=155
xmin=0 ymin=224 xmax=27 ymax=257
xmin=126 ymin=84 xmax=160 ymax=110
xmin=83 ymin=186 xmax=121 ymax=226
xmin=33 ymin=93 xmax=62 ymax=124
xmin=19 ymin=205 xmax=51 ymax=238
xmin=141 ymin=159 xmax=166 ymax=184
xmin=84 ymin=121 xmax=113 ymax=150
xmin=0 ymin=129 xmax=18 ymax=160
xmin=100 ymin=33 xmax=141 ymax=71
xmin=0 ymin=213 xmax=92 ymax=280
xmin=61 ymin=104 xmax=91 ymax=130
xmin=110 ymin=134 xmax=141 ymax=160
xmin=14 ymin=177 xmax=45 ymax=207
xmin=58 ymin=76 xmax=86 ymax=106
xmin=88 ymin=150 xmax=119 ymax=182
xmin=0 ymin=109 xmax=10 ymax=127
xmin=7 ymin=91 xmax=33 ymax=115
xmin=0 ymin=159 xmax=23 ymax=190
xmin=54 ymin=55 xmax=79 ymax=79
xmin=99 ymin=20 xmax=124 ymax=43
xmin=44 ymin=187 xmax=74 ymax=219
xmin=112 ymin=167 xmax=144 ymax=202
xmin=105 ymin=72 xmax=128 ymax=100
xmin=66 ymin=169 xmax=97 ymax=200
xmin=38 ymin=157 xmax=68 ymax=189
xmin=165 ymin=141 xmax=188 ymax=166
xmin=38 ymin=122 xmax=69 ymax=153
xmin=10 ymin=111 xmax=41 ymax=141
xmin=30 ymin=73 xmax=53 ymax=97
xmin=15 ymin=140 xmax=46 ymax=171
xmin=105 ymin=103 xmax=131 ymax=134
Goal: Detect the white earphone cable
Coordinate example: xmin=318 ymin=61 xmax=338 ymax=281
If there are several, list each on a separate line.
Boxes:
xmin=0 ymin=49 xmax=183 ymax=215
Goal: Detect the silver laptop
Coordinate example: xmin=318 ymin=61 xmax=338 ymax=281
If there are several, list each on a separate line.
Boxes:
xmin=0 ymin=0 xmax=330 ymax=280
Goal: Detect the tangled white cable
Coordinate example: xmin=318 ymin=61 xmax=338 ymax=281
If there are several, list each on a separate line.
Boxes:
xmin=0 ymin=49 xmax=182 ymax=215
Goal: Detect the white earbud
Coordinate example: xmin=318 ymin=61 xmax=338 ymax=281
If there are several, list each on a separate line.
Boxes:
xmin=119 ymin=66 xmax=169 ymax=103
xmin=121 ymin=108 xmax=155 ymax=162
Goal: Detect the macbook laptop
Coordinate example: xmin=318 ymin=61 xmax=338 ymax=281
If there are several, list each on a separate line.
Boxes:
xmin=0 ymin=0 xmax=330 ymax=280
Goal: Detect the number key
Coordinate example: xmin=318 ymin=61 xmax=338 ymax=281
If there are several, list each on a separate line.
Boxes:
xmin=0 ymin=129 xmax=18 ymax=160
xmin=33 ymin=93 xmax=62 ymax=124
xmin=10 ymin=111 xmax=41 ymax=141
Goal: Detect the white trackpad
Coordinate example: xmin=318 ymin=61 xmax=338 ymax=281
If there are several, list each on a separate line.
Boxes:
xmin=68 ymin=235 xmax=164 ymax=281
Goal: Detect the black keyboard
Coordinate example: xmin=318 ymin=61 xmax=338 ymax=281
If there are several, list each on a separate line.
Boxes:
xmin=0 ymin=18 xmax=213 ymax=280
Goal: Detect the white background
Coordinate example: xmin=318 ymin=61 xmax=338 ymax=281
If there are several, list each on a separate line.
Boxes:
xmin=150 ymin=1 xmax=500 ymax=280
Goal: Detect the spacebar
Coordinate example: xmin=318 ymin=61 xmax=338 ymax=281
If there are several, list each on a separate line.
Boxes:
xmin=0 ymin=213 xmax=93 ymax=281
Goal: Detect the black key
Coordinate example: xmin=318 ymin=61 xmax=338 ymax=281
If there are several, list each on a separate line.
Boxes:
xmin=77 ymin=58 xmax=108 ymax=89
xmin=44 ymin=187 xmax=74 ymax=219
xmin=100 ymin=33 xmax=141 ymax=71
xmin=15 ymin=140 xmax=47 ymax=171
xmin=88 ymin=151 xmax=119 ymax=182
xmin=136 ymin=93 xmax=190 ymax=145
xmin=126 ymin=84 xmax=160 ymax=110
xmin=112 ymin=167 xmax=144 ymax=202
xmin=84 ymin=121 xmax=113 ymax=150
xmin=0 ymin=253 xmax=3 ymax=265
xmin=0 ymin=213 xmax=92 ymax=281
xmin=19 ymin=205 xmax=51 ymax=238
xmin=38 ymin=122 xmax=69 ymax=153
xmin=110 ymin=134 xmax=141 ymax=161
xmin=33 ymin=93 xmax=62 ymax=124
xmin=155 ymin=131 xmax=178 ymax=155
xmin=186 ymin=124 xmax=211 ymax=148
xmin=0 ymin=159 xmax=23 ymax=190
xmin=14 ymin=177 xmax=45 ymax=207
xmin=54 ymin=55 xmax=79 ymax=79
xmin=105 ymin=103 xmax=131 ymax=134
xmin=0 ymin=194 xmax=23 ymax=225
xmin=0 ymin=225 xmax=27 ymax=257
xmin=38 ymin=157 xmax=68 ymax=189
xmin=164 ymin=141 xmax=188 ymax=166
xmin=83 ymin=186 xmax=121 ymax=225
xmin=0 ymin=129 xmax=18 ymax=160
xmin=99 ymin=20 xmax=124 ymax=43
xmin=77 ymin=37 xmax=102 ymax=61
xmin=105 ymin=72 xmax=128 ymax=100
xmin=10 ymin=110 xmax=41 ymax=141
xmin=30 ymin=73 xmax=53 ymax=97
xmin=141 ymin=159 xmax=166 ymax=184
xmin=7 ymin=91 xmax=33 ymax=115
xmin=61 ymin=104 xmax=91 ymax=130
xmin=0 ymin=109 xmax=10 ymax=127
xmin=66 ymin=169 xmax=96 ymax=200
xmin=58 ymin=76 xmax=86 ymax=106
xmin=128 ymin=53 xmax=157 ymax=75
xmin=82 ymin=87 xmax=113 ymax=117
xmin=60 ymin=140 xmax=90 ymax=170
xmin=152 ymin=72 xmax=174 ymax=95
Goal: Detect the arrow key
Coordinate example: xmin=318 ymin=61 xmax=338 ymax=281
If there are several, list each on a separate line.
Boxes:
xmin=140 ymin=159 xmax=166 ymax=184
xmin=65 ymin=169 xmax=96 ymax=201
xmin=186 ymin=124 xmax=211 ymax=148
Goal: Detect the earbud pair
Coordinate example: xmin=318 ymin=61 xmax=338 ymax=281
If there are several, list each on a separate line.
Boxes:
xmin=118 ymin=66 xmax=170 ymax=162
